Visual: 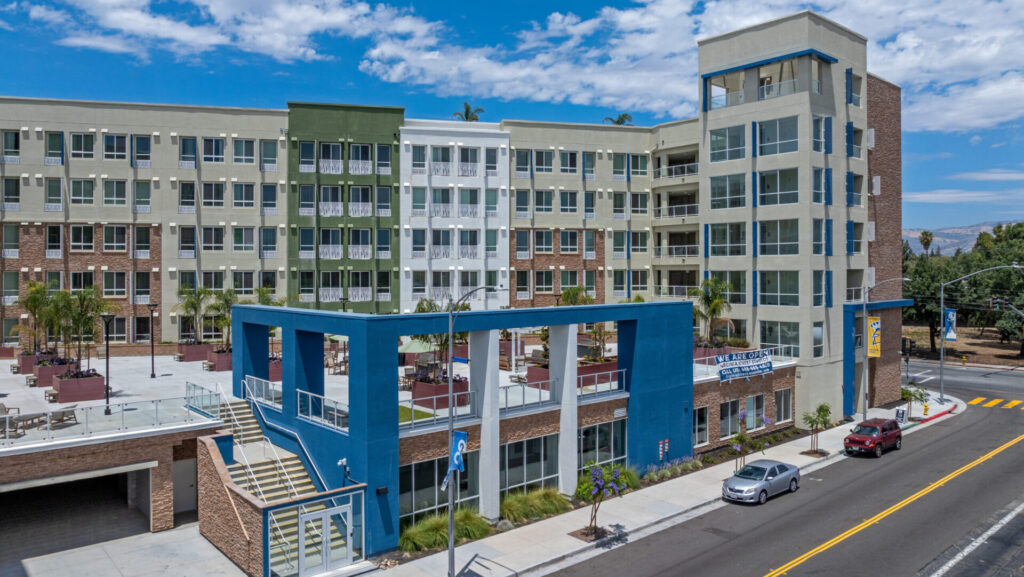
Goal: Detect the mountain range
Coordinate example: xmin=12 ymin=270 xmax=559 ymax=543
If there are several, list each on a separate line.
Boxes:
xmin=902 ymin=222 xmax=1008 ymax=254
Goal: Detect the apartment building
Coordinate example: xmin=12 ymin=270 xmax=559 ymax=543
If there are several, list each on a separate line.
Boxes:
xmin=286 ymin=103 xmax=402 ymax=313
xmin=0 ymin=98 xmax=289 ymax=344
xmin=398 ymin=119 xmax=510 ymax=311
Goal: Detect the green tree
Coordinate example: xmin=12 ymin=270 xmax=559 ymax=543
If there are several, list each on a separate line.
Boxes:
xmin=902 ymin=253 xmax=954 ymax=352
xmin=253 ymin=286 xmax=282 ymax=306
xmin=452 ymin=102 xmax=484 ymax=122
xmin=559 ymin=286 xmax=595 ymax=306
xmin=688 ymin=277 xmax=733 ymax=338
xmin=45 ymin=289 xmax=74 ymax=358
xmin=69 ymin=286 xmax=117 ymax=364
xmin=207 ymin=289 xmax=239 ymax=351
xmin=918 ymin=230 xmax=934 ymax=254
xmin=18 ymin=280 xmax=52 ymax=353
xmin=174 ymin=286 xmax=212 ymax=344
xmin=603 ymin=113 xmax=633 ymax=126
xmin=802 ymin=403 xmax=832 ymax=454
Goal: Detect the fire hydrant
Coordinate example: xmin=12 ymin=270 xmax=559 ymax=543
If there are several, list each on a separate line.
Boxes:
xmin=962 ymin=355 xmax=967 ymax=367
xmin=923 ymin=403 xmax=929 ymax=416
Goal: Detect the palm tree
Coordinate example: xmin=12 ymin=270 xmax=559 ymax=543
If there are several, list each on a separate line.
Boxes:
xmin=453 ymin=102 xmax=484 ymax=122
xmin=69 ymin=287 xmax=117 ymax=364
xmin=45 ymin=289 xmax=74 ymax=358
xmin=918 ymin=230 xmax=934 ymax=255
xmin=253 ymin=286 xmax=282 ymax=306
xmin=412 ymin=298 xmax=469 ymax=381
xmin=559 ymin=286 xmax=595 ymax=306
xmin=688 ymin=277 xmax=733 ymax=338
xmin=207 ymin=289 xmax=239 ymax=351
xmin=174 ymin=286 xmax=212 ymax=344
xmin=18 ymin=280 xmax=52 ymax=353
xmin=603 ymin=113 xmax=633 ymax=126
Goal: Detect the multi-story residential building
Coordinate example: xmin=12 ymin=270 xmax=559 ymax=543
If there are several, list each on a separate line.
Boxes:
xmin=0 ymin=98 xmax=289 ymax=344
xmin=286 ymin=103 xmax=402 ymax=313
xmin=399 ymin=119 xmax=510 ymax=311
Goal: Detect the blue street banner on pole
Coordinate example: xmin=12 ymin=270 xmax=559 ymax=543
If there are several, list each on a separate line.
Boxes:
xmin=716 ymin=349 xmax=774 ymax=381
xmin=440 ymin=430 xmax=468 ymax=492
xmin=944 ymin=308 xmax=957 ymax=342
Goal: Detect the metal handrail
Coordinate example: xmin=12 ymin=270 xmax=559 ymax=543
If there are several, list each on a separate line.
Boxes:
xmin=399 ymin=390 xmax=474 ymax=429
xmin=577 ymin=369 xmax=626 ymax=397
xmin=499 ymin=378 xmax=556 ymax=411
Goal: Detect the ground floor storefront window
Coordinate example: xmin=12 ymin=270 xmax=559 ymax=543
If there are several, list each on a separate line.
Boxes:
xmin=578 ymin=419 xmax=626 ymax=472
xmin=501 ymin=434 xmax=559 ymax=496
xmin=399 ymin=451 xmax=479 ymax=528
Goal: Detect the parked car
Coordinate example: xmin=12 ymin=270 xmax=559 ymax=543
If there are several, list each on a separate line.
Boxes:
xmin=844 ymin=418 xmax=902 ymax=457
xmin=721 ymin=459 xmax=800 ymax=505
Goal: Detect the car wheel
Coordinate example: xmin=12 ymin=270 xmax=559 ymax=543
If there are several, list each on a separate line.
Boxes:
xmin=789 ymin=478 xmax=798 ymax=493
xmin=895 ymin=437 xmax=902 ymax=450
xmin=875 ymin=444 xmax=884 ymax=458
xmin=758 ymin=490 xmax=768 ymax=505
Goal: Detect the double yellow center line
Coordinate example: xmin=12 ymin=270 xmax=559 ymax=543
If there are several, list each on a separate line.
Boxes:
xmin=763 ymin=432 xmax=1024 ymax=576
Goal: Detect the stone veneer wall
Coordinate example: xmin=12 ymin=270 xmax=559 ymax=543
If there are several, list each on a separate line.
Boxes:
xmin=197 ymin=435 xmax=265 ymax=577
xmin=692 ymin=367 xmax=796 ymax=453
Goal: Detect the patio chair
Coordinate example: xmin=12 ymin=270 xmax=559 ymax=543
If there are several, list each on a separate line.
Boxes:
xmin=0 ymin=403 xmax=20 ymax=416
xmin=15 ymin=413 xmax=46 ymax=435
xmin=49 ymin=405 xmax=79 ymax=427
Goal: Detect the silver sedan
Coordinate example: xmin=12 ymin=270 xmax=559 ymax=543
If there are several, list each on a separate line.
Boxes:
xmin=721 ymin=459 xmax=801 ymax=505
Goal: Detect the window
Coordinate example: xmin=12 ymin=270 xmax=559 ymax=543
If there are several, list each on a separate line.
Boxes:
xmin=45 ymin=178 xmax=62 ymax=207
xmin=613 ymin=232 xmax=626 ymax=257
xmin=399 ymin=451 xmax=480 ymax=528
xmin=515 ymin=189 xmax=529 ymax=216
xmin=560 ymin=190 xmax=577 ymax=213
xmin=71 ymin=133 xmax=94 ymax=158
xmin=813 ymin=219 xmax=824 ymax=255
xmin=459 ymin=188 xmax=479 ymax=216
xmin=103 ymin=272 xmax=127 ymax=297
xmin=760 ymin=320 xmax=800 ymax=357
xmin=534 ymin=150 xmax=553 ymax=173
xmin=376 ymin=229 xmax=390 ymax=255
xmin=711 ymin=271 xmax=746 ymax=304
xmin=560 ymin=230 xmax=578 ymax=253
xmin=412 ymin=271 xmax=426 ymax=295
xmin=710 ymin=223 xmax=746 ymax=256
xmin=233 ymin=227 xmax=255 ymax=251
xmin=746 ymin=394 xmax=765 ymax=431
xmin=134 ymin=181 xmax=151 ymax=211
xmin=2 ymin=178 xmax=18 ymax=206
xmin=135 ymin=316 xmax=151 ymax=343
xmin=584 ymin=270 xmax=596 ymax=294
xmin=515 ymin=230 xmax=529 ymax=257
xmin=201 ymin=271 xmax=225 ymax=291
xmin=2 ymin=318 xmax=19 ymax=346
xmin=46 ymin=132 xmax=63 ymax=161
xmin=583 ymin=230 xmax=596 ymax=258
xmin=630 ymin=231 xmax=648 ymax=253
xmin=377 ymin=144 xmax=391 ymax=173
xmin=759 ymin=271 xmax=799 ymax=306
xmin=630 ymin=154 xmax=648 ymax=176
xmin=133 ymin=135 xmax=150 ymax=163
xmin=631 ymin=270 xmax=648 ymax=292
xmin=759 ymin=168 xmax=799 ymax=205
xmin=203 ymin=137 xmax=225 ymax=162
xmin=70 ymin=272 xmax=94 ymax=292
xmin=179 ymin=271 xmax=197 ymax=292
xmin=813 ymin=168 xmax=824 ymax=204
xmin=179 ymin=182 xmax=196 ymax=211
xmin=498 ymin=435 xmax=559 ymax=498
xmin=411 ymin=145 xmax=426 ymax=172
xmin=534 ymin=270 xmax=553 ymax=293
xmin=350 ymin=143 xmax=371 ymax=163
xmin=260 ymin=272 xmax=276 ymax=290
xmin=693 ymin=406 xmax=709 ymax=447
xmin=759 ymin=220 xmax=799 ymax=256
xmin=813 ymin=270 xmax=824 ymax=307
xmin=485 ymin=148 xmax=498 ymax=174
xmin=71 ymin=179 xmax=94 ymax=204
xmin=609 ymin=153 xmax=625 ymax=179
xmin=180 ymin=137 xmax=197 ymax=165
xmin=534 ymin=230 xmax=553 ymax=253
xmin=135 ymin=226 xmax=150 ymax=252
xmin=720 ymin=399 xmax=741 ymax=438
xmin=104 ymin=180 xmax=127 ymax=205
xmin=515 ymin=270 xmax=530 ymax=297
xmin=203 ymin=182 xmax=224 ymax=207
xmin=560 ymin=270 xmax=578 ymax=289
xmin=534 ymin=190 xmax=553 ymax=213
xmin=233 ymin=271 xmax=255 ymax=295
xmin=2 ymin=225 xmax=17 ymax=255
xmin=202 ymin=227 xmax=225 ymax=251
xmin=758 ymin=116 xmax=799 ymax=156
xmin=710 ymin=174 xmax=745 ymax=209
xmin=813 ymin=321 xmax=825 ymax=358
xmin=560 ymin=151 xmax=577 ymax=173
xmin=46 ymin=226 xmax=62 ymax=255
xmin=179 ymin=227 xmax=197 ymax=254
xmin=296 ymin=186 xmax=313 ymax=216
xmin=459 ymin=147 xmax=478 ymax=166
xmin=103 ymin=225 xmax=127 ymax=251
xmin=613 ymin=270 xmax=626 ymax=295
xmin=104 ymin=134 xmax=127 ymax=160
xmin=233 ymin=139 xmax=255 ymax=163
xmin=613 ymin=192 xmax=626 ymax=217
xmin=631 ymin=192 xmax=648 ymax=215
xmin=514 ymin=149 xmax=530 ymax=175
xmin=578 ymin=420 xmax=626 ymax=471
xmin=298 ymin=271 xmax=315 ymax=297
xmin=299 ymin=141 xmax=315 ymax=170
xmin=584 ymin=191 xmax=595 ymax=217
xmin=261 ymin=184 xmax=277 ymax=214
xmin=583 ymin=152 xmax=595 ymax=177
xmin=775 ymin=389 xmax=793 ymax=423
xmin=812 ymin=116 xmax=825 ymax=152
xmin=460 ymin=271 xmax=479 ymax=293
xmin=233 ymin=183 xmax=255 ymax=208
xmin=411 ymin=229 xmax=426 ymax=255
xmin=486 ymin=230 xmax=498 ymax=255
xmin=710 ymin=125 xmax=745 ymax=162
xmin=376 ymin=186 xmax=391 ymax=216
xmin=431 ymin=146 xmax=451 ymax=165
xmin=260 ymin=140 xmax=277 ymax=168
xmin=261 ymin=227 xmax=277 ymax=256
xmin=485 ymin=189 xmax=498 ymax=215
xmin=458 ymin=229 xmax=478 ymax=251
xmin=70 ymin=225 xmax=94 ymax=251
xmin=411 ymin=187 xmax=427 ymax=214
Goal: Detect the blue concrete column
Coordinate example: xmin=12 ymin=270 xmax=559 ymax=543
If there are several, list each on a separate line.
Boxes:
xmin=549 ymin=323 xmax=579 ymax=496
xmin=233 ymin=320 xmax=269 ymax=398
xmin=281 ymin=328 xmax=324 ymax=417
xmin=469 ymin=329 xmax=500 ymax=521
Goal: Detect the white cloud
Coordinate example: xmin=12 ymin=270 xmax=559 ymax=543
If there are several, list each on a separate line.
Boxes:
xmin=57 ymin=34 xmax=138 ymax=54
xmin=970 ymin=135 xmax=982 ymax=145
xmin=27 ymin=3 xmax=69 ymax=25
xmin=949 ymin=169 xmax=1024 ymax=182
xmin=904 ymin=188 xmax=1024 ymax=204
xmin=0 ymin=18 xmax=11 ymax=30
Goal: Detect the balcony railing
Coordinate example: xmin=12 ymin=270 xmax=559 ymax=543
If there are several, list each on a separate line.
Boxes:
xmin=261 ymin=163 xmax=277 ymax=172
xmin=3 ymin=203 xmax=20 ymax=211
xmin=178 ymin=249 xmax=196 ymax=259
xmin=710 ymin=90 xmax=744 ymax=109
xmin=846 ymin=287 xmax=863 ymax=302
xmin=134 ymin=249 xmax=150 ymax=259
xmin=759 ymin=78 xmax=798 ymax=100
xmin=349 ymin=287 xmax=372 ymax=302
xmin=398 ymin=390 xmax=474 ymax=430
xmin=376 ymin=206 xmax=391 ymax=217
xmin=178 ymin=205 xmax=196 ymax=214
xmin=349 ymin=202 xmax=372 ymax=217
xmin=459 ymin=205 xmax=478 ymax=217
xmin=134 ymin=293 xmax=150 ymax=305
xmin=654 ymin=204 xmax=699 ymax=218
xmin=612 ymin=250 xmax=626 ymax=259
xmin=44 ymin=202 xmax=62 ymax=212
xmin=459 ymin=286 xmax=481 ymax=299
xmin=2 ymin=249 xmax=18 ymax=259
xmin=348 ymin=245 xmax=371 ymax=260
xmin=319 ymin=245 xmax=343 ymax=260
xmin=654 ymin=164 xmax=699 ymax=179
xmin=298 ymin=293 xmax=315 ymax=302
xmin=298 ymin=206 xmax=315 ymax=216
xmin=516 ymin=250 xmax=531 ymax=260
xmin=45 ymin=249 xmax=61 ymax=259
xmin=654 ymin=245 xmax=699 ymax=258
xmin=514 ymin=169 xmax=530 ymax=179
xmin=515 ymin=209 xmax=530 ymax=219
xmin=431 ymin=204 xmax=452 ymax=217
xmin=654 ymin=285 xmax=697 ymax=298
xmin=516 ymin=290 xmax=530 ymax=300
xmin=486 ymin=249 xmax=497 ymax=258
xmin=0 ymin=155 xmax=19 ymax=165
xmin=499 ymin=379 xmax=556 ymax=412
xmin=430 ymin=162 xmax=451 ymax=176
xmin=578 ymin=369 xmax=625 ymax=398
xmin=411 ymin=249 xmax=425 ymax=259
xmin=583 ymin=210 xmax=595 ymax=220
xmin=458 ymin=163 xmax=478 ymax=177
xmin=178 ymin=160 xmax=195 ymax=169
xmin=2 ymin=295 xmax=17 ymax=305
xmin=376 ymin=250 xmax=391 ymax=260
xmin=299 ymin=162 xmax=315 ymax=173
xmin=411 ymin=164 xmax=426 ymax=175
xmin=850 ymin=145 xmax=863 ymax=159
xmin=298 ymin=249 xmax=315 ymax=260
xmin=613 ymin=212 xmax=629 ymax=220
xmin=584 ymin=250 xmax=596 ymax=260
xmin=348 ymin=160 xmax=372 ymax=175
xmin=319 ymin=159 xmax=342 ymax=174
xmin=430 ymin=246 xmax=452 ymax=259
xmin=376 ymin=290 xmax=391 ymax=302
xmin=430 ymin=287 xmax=451 ymax=301
xmin=261 ymin=206 xmax=277 ymax=216
xmin=297 ymin=390 xmax=348 ymax=431
xmin=133 ymin=204 xmax=151 ymax=214
xmin=851 ymin=92 xmax=862 ymax=107
xmin=261 ymin=250 xmax=277 ymax=259
xmin=459 ymin=246 xmax=478 ymax=259
xmin=377 ymin=163 xmax=391 ymax=176
xmin=319 ymin=287 xmax=344 ymax=302
xmin=135 ymin=159 xmax=151 ymax=169
xmin=613 ymin=172 xmax=626 ymax=181
xmin=319 ymin=202 xmax=342 ymax=217
xmin=44 ymin=156 xmax=63 ymax=166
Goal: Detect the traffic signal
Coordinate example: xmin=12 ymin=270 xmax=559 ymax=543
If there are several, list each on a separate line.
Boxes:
xmin=991 ymin=295 xmax=1001 ymax=310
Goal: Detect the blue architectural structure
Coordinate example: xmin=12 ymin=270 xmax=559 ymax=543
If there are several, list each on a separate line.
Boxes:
xmin=842 ymin=299 xmax=913 ymax=416
xmin=232 ymin=301 xmax=694 ymax=557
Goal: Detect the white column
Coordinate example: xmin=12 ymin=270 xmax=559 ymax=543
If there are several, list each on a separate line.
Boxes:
xmin=470 ymin=329 xmax=501 ymax=521
xmin=550 ymin=323 xmax=579 ymax=497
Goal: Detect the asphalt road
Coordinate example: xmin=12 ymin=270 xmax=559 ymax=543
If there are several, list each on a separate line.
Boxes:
xmin=551 ymin=378 xmax=1024 ymax=577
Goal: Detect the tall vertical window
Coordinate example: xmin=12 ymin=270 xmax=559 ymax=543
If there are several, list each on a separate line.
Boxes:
xmin=813 ymin=218 xmax=824 ymax=255
xmin=813 ymin=270 xmax=824 ymax=307
xmin=261 ymin=184 xmax=277 ymax=214
xmin=133 ymin=135 xmax=150 ymax=164
xmin=133 ymin=181 xmax=151 ymax=212
xmin=376 ymin=144 xmax=392 ymax=174
xmin=612 ymin=154 xmax=626 ymax=178
xmin=515 ymin=189 xmax=529 ymax=216
xmin=179 ymin=137 xmax=197 ymax=166
xmin=812 ymin=116 xmax=825 ymax=152
xmin=260 ymin=140 xmax=278 ymax=169
xmin=485 ymin=188 xmax=498 ymax=215
xmin=710 ymin=125 xmax=745 ymax=162
xmin=485 ymin=148 xmax=498 ymax=175
xmin=179 ymin=182 xmax=196 ymax=211
xmin=45 ymin=178 xmax=62 ymax=208
xmin=813 ymin=168 xmax=824 ymax=203
xmin=399 ymin=452 xmax=480 ymax=528
xmin=813 ymin=321 xmax=825 ymax=358
xmin=720 ymin=399 xmax=741 ymax=438
xmin=46 ymin=132 xmax=63 ymax=163
xmin=411 ymin=145 xmax=426 ymax=173
xmin=2 ymin=178 xmax=19 ymax=207
xmin=583 ymin=152 xmax=595 ymax=178
xmin=299 ymin=141 xmax=315 ymax=171
xmin=775 ymin=389 xmax=793 ymax=423
xmin=693 ymin=406 xmax=709 ymax=447
xmin=411 ymin=187 xmax=426 ymax=215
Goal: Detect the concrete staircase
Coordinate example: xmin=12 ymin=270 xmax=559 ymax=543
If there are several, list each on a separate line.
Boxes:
xmin=220 ymin=400 xmax=264 ymax=444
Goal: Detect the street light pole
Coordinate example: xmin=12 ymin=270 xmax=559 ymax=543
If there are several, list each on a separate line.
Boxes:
xmin=860 ymin=277 xmax=909 ymax=422
xmin=101 ymin=313 xmax=115 ymax=416
xmin=147 ymin=302 xmax=158 ymax=379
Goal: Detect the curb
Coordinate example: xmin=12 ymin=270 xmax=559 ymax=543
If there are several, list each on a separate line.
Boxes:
xmin=920 ymin=403 xmax=958 ymax=423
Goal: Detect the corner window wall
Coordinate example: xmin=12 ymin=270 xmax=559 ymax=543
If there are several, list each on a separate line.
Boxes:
xmin=578 ymin=420 xmax=626 ymax=473
xmin=758 ymin=116 xmax=798 ymax=156
xmin=399 ymin=451 xmax=479 ymax=529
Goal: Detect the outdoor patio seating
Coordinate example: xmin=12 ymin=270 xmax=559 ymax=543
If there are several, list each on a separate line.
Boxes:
xmin=48 ymin=405 xmax=79 ymax=427
xmin=0 ymin=403 xmax=20 ymax=416
xmin=25 ymin=375 xmax=37 ymax=387
xmin=10 ymin=363 xmax=19 ymax=374
xmin=173 ymin=353 xmax=185 ymax=362
xmin=44 ymin=389 xmax=58 ymax=402
xmin=15 ymin=413 xmax=47 ymax=434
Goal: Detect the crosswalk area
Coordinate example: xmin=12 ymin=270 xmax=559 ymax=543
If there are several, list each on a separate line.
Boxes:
xmin=968 ymin=397 xmax=1024 ymax=409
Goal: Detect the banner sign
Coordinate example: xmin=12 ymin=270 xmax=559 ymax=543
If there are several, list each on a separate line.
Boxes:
xmin=440 ymin=430 xmax=468 ymax=492
xmin=868 ymin=316 xmax=882 ymax=358
xmin=895 ymin=408 xmax=907 ymax=423
xmin=716 ymin=349 xmax=773 ymax=381
xmin=944 ymin=308 xmax=957 ymax=342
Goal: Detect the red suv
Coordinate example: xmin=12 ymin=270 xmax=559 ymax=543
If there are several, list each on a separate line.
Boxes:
xmin=844 ymin=418 xmax=902 ymax=457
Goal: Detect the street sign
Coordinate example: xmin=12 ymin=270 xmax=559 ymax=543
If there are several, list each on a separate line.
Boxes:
xmin=868 ymin=316 xmax=881 ymax=358
xmin=895 ymin=408 xmax=907 ymax=423
xmin=943 ymin=308 xmax=957 ymax=342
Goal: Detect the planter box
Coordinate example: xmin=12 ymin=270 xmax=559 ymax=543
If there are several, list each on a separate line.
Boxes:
xmin=178 ymin=343 xmax=215 ymax=362
xmin=54 ymin=375 xmax=106 ymax=403
xmin=18 ymin=354 xmax=38 ymax=373
xmin=412 ymin=379 xmax=470 ymax=410
xmin=269 ymin=359 xmax=282 ymax=382
xmin=34 ymin=362 xmax=78 ymax=388
xmin=207 ymin=351 xmax=233 ymax=372
xmin=0 ymin=346 xmax=15 ymax=359
xmin=498 ymin=340 xmax=526 ymax=358
xmin=526 ymin=359 xmax=619 ymax=390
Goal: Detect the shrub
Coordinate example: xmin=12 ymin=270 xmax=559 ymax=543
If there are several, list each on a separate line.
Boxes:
xmin=577 ymin=463 xmax=639 ymax=498
xmin=701 ymin=454 xmax=717 ymax=465
xmin=501 ymin=491 xmax=531 ymax=523
xmin=399 ymin=509 xmax=491 ymax=552
xmin=503 ymin=488 xmax=571 ymax=523
xmin=619 ymin=467 xmax=642 ymax=490
xmin=454 ymin=508 xmax=492 ymax=541
xmin=726 ymin=337 xmax=751 ymax=348
xmin=657 ymin=468 xmax=671 ymax=480
xmin=642 ymin=472 xmax=658 ymax=484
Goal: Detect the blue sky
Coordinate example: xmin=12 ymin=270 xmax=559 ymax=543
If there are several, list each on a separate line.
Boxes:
xmin=1 ymin=0 xmax=1023 ymax=231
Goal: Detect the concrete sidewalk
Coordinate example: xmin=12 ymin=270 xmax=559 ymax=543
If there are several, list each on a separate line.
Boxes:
xmin=379 ymin=393 xmax=964 ymax=577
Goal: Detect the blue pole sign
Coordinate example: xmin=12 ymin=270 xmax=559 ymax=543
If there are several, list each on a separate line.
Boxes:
xmin=440 ymin=429 xmax=468 ymax=491
xmin=716 ymin=349 xmax=773 ymax=381
xmin=944 ymin=308 xmax=957 ymax=342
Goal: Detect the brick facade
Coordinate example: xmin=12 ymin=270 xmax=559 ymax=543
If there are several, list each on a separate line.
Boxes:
xmin=692 ymin=367 xmax=796 ymax=453
xmin=869 ymin=308 xmax=903 ymax=407
xmin=511 ymin=227 xmax=605 ymax=307
xmin=197 ymin=435 xmax=264 ymax=577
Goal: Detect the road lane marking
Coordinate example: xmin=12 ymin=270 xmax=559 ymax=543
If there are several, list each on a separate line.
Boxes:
xmin=928 ymin=500 xmax=1024 ymax=577
xmin=762 ymin=432 xmax=1024 ymax=577
xmin=982 ymin=399 xmax=1004 ymax=407
xmin=968 ymin=397 xmax=987 ymax=405
xmin=912 ymin=371 xmax=931 ymax=377
xmin=1003 ymin=400 xmax=1022 ymax=409
xmin=918 ymin=376 xmax=936 ymax=384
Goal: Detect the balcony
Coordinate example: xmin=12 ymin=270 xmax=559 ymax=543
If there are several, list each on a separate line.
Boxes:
xmin=298 ymin=293 xmax=315 ymax=303
xmin=298 ymin=206 xmax=315 ymax=217
xmin=134 ymin=293 xmax=150 ymax=305
xmin=654 ymin=285 xmax=697 ymax=298
xmin=298 ymin=250 xmax=315 ymax=260
xmin=846 ymin=287 xmax=863 ymax=302
xmin=458 ymin=163 xmax=478 ymax=177
xmin=376 ymin=290 xmax=391 ymax=302
xmin=759 ymin=78 xmax=798 ymax=101
xmin=261 ymin=163 xmax=277 ymax=172
xmin=319 ymin=245 xmax=343 ymax=260
xmin=430 ymin=162 xmax=451 ymax=176
xmin=319 ymin=287 xmax=344 ymax=302
xmin=516 ymin=290 xmax=530 ymax=300
xmin=2 ymin=295 xmax=17 ymax=305
xmin=431 ymin=204 xmax=452 ymax=217
xmin=179 ymin=160 xmax=196 ymax=170
xmin=710 ymin=90 xmax=744 ymax=109
xmin=654 ymin=245 xmax=699 ymax=258
xmin=134 ymin=249 xmax=150 ymax=259
xmin=319 ymin=159 xmax=342 ymax=174
xmin=349 ymin=160 xmax=372 ymax=175
xmin=654 ymin=164 xmax=698 ymax=179
xmin=377 ymin=163 xmax=391 ymax=176
xmin=299 ymin=162 xmax=315 ymax=173
xmin=377 ymin=207 xmax=391 ymax=218
xmin=411 ymin=164 xmax=426 ymax=175
xmin=459 ymin=205 xmax=479 ymax=217
xmin=45 ymin=249 xmax=61 ymax=259
xmin=2 ymin=249 xmax=18 ymax=258
xmin=178 ymin=249 xmax=196 ymax=259
xmin=376 ymin=250 xmax=391 ymax=260
xmin=319 ymin=202 xmax=343 ymax=217
xmin=348 ymin=245 xmax=371 ymax=260
xmin=45 ymin=156 xmax=63 ymax=166
xmin=349 ymin=287 xmax=372 ymax=302
xmin=654 ymin=204 xmax=698 ymax=219
xmin=349 ymin=202 xmax=372 ymax=217
xmin=179 ymin=205 xmax=196 ymax=214
xmin=516 ymin=250 xmax=531 ymax=260
xmin=431 ymin=246 xmax=452 ymax=259
xmin=459 ymin=246 xmax=478 ymax=259
xmin=430 ymin=287 xmax=451 ymax=301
